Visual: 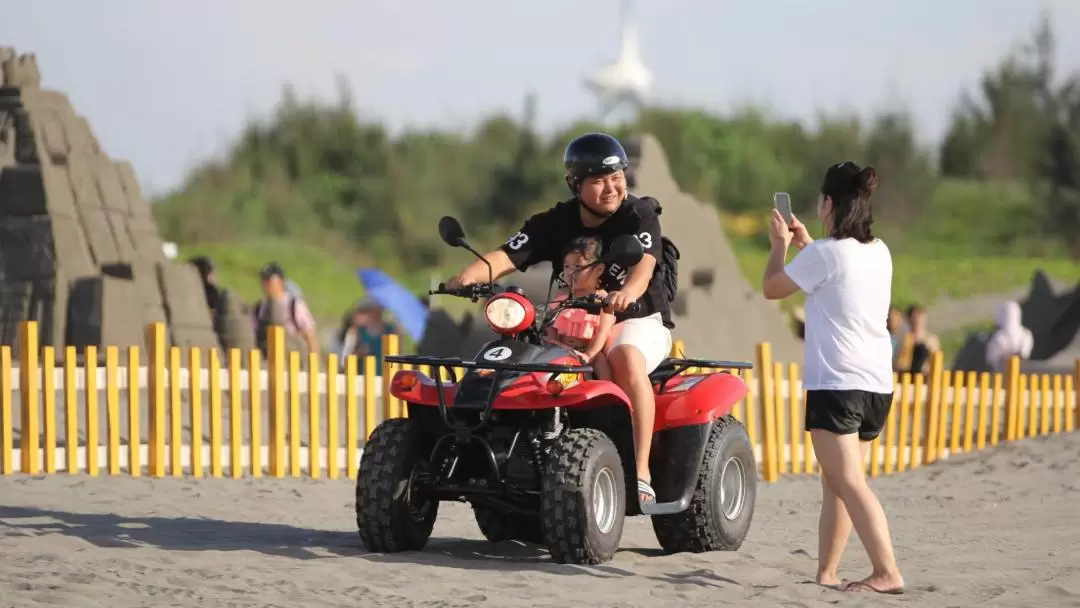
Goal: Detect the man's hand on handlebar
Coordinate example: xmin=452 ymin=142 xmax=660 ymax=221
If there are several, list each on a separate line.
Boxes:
xmin=443 ymin=274 xmax=472 ymax=291
xmin=603 ymin=290 xmax=638 ymax=313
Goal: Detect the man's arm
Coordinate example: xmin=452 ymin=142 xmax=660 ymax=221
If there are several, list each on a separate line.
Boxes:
xmin=619 ymin=202 xmax=663 ymax=301
xmin=447 ymin=209 xmax=555 ymax=287
xmin=452 ymin=250 xmax=519 ymax=286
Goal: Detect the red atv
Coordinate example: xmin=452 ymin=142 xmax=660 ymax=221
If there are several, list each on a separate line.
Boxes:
xmin=355 ymin=217 xmax=757 ymax=565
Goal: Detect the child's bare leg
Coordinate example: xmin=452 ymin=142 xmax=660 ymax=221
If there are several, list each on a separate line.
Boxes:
xmin=589 ymin=352 xmax=612 ymax=381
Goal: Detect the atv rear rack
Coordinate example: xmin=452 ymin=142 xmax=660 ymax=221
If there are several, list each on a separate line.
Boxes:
xmin=384 ymin=355 xmax=593 ymax=431
xmin=651 ymin=357 xmax=754 ymax=394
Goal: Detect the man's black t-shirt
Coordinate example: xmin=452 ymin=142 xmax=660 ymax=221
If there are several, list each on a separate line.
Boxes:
xmin=499 ymin=194 xmax=673 ymax=329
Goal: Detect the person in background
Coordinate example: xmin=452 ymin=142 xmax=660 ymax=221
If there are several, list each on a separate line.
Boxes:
xmin=253 ymin=262 xmax=319 ymax=354
xmin=761 ymin=161 xmax=904 ymax=595
xmin=189 ymin=255 xmax=221 ymax=316
xmin=905 ymin=304 xmax=939 ymax=374
xmin=985 ymin=300 xmax=1034 ymax=371
xmin=337 ymin=300 xmax=399 ymax=368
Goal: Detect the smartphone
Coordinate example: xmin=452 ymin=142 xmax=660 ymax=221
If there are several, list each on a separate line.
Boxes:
xmin=773 ymin=192 xmax=793 ymax=225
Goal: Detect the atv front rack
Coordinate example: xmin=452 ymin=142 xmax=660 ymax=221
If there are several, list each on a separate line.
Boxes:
xmin=384 ymin=355 xmax=593 ymax=431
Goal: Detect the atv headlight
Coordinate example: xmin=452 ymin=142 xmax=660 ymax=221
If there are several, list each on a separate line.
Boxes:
xmin=484 ymin=293 xmax=535 ymax=334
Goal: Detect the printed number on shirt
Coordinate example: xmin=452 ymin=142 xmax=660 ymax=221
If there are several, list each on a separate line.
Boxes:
xmin=636 ymin=232 xmax=653 ymax=249
xmin=506 ymin=232 xmax=530 ymax=251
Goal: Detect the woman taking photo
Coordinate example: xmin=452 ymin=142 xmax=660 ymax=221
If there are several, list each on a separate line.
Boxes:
xmin=761 ymin=162 xmax=905 ymax=595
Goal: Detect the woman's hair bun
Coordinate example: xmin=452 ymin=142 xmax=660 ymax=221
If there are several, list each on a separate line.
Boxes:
xmin=856 ymin=166 xmax=878 ymax=197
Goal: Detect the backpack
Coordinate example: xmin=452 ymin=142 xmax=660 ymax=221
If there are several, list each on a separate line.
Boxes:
xmin=254 ymin=295 xmax=305 ymax=354
xmin=659 ymin=236 xmax=680 ymax=303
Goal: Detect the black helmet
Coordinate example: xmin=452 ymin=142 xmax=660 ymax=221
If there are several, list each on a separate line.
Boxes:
xmin=563 ymin=132 xmax=630 ymax=194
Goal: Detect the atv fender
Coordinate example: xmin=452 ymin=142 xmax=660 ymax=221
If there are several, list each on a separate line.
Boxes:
xmin=647 ymin=420 xmax=715 ymax=507
xmin=655 ymin=373 xmax=748 ymax=429
xmin=390 ymin=371 xmax=631 ymax=411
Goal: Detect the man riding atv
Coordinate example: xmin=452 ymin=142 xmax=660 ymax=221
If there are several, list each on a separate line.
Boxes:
xmin=446 ymin=132 xmax=673 ymax=505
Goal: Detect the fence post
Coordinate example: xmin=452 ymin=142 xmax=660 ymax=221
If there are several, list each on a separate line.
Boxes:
xmin=86 ymin=345 xmax=99 ymax=476
xmin=267 ymin=326 xmax=286 ymax=477
xmin=64 ymin=346 xmax=77 ymax=474
xmin=1 ymin=345 xmax=12 ymax=475
xmin=288 ymin=351 xmax=301 ymax=477
xmin=248 ymin=349 xmax=263 ymax=477
xmin=19 ymin=321 xmax=40 ymax=474
xmin=755 ymin=342 xmax=778 ymax=483
xmin=228 ymin=349 xmax=243 ymax=479
xmin=327 ymin=353 xmax=340 ymax=480
xmin=345 ymin=354 xmax=358 ymax=478
xmin=189 ymin=347 xmax=203 ymax=478
xmin=909 ymin=373 xmax=925 ymax=469
xmin=105 ymin=346 xmax=120 ymax=476
xmin=923 ymin=351 xmax=944 ymax=464
xmin=168 ymin=347 xmax=182 ymax=477
xmin=128 ymin=346 xmax=141 ymax=477
xmin=788 ymin=362 xmax=801 ymax=475
xmin=308 ymin=352 xmax=321 ymax=479
xmin=1072 ymin=360 xmax=1079 ymax=432
xmin=670 ymin=340 xmax=685 ymax=358
xmin=1004 ymin=355 xmax=1021 ymax=441
xmin=147 ymin=323 xmax=166 ymax=477
xmin=382 ymin=334 xmax=401 ymax=420
xmin=43 ymin=346 xmax=56 ymax=474
xmin=209 ymin=348 xmax=222 ymax=478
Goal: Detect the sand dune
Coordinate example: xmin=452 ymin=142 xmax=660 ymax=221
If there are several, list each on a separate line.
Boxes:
xmin=2 ymin=432 xmax=1080 ymax=607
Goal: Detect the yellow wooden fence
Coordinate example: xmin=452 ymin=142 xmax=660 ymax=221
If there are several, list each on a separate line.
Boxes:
xmin=708 ymin=340 xmax=1080 ymax=482
xmin=1 ymin=321 xmax=1077 ymax=483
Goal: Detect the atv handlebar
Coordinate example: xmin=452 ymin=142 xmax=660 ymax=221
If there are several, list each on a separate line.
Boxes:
xmin=556 ymin=293 xmax=643 ymax=316
xmin=430 ymin=282 xmax=502 ymax=301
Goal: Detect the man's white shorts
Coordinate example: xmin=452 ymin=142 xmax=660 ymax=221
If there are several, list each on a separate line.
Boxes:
xmin=606 ymin=312 xmax=673 ymax=374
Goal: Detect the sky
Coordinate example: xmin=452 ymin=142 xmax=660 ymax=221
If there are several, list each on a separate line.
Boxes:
xmin=2 ymin=0 xmax=1079 ymax=196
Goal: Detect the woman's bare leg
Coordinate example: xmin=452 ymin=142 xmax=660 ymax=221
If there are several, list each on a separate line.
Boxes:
xmin=589 ymin=352 xmax=612 ymax=381
xmin=816 ymin=440 xmax=872 ymax=585
xmin=811 ymin=430 xmax=904 ymax=592
xmin=607 ymin=344 xmax=655 ymax=503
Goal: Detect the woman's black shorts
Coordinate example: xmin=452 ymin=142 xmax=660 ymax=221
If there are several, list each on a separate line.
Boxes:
xmin=805 ymin=389 xmax=893 ymax=441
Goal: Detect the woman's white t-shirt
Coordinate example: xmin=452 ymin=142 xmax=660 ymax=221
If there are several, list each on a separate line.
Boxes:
xmin=784 ymin=237 xmax=894 ymax=394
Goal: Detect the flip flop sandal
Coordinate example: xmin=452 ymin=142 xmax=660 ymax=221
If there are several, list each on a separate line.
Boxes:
xmin=637 ymin=479 xmax=657 ymax=504
xmin=843 ymin=581 xmax=905 ymax=595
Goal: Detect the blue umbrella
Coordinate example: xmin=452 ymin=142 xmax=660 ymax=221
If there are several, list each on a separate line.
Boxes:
xmin=356 ymin=268 xmax=429 ymax=342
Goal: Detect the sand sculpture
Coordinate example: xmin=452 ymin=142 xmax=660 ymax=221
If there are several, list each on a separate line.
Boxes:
xmin=418 ymin=133 xmax=804 ymax=364
xmin=0 ymin=48 xmax=217 ymax=361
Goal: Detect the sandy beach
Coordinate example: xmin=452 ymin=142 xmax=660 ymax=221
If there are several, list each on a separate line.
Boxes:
xmin=2 ymin=432 xmax=1079 ymax=608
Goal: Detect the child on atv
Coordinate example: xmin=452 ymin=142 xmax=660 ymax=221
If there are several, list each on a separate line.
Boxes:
xmin=547 ymin=236 xmax=615 ymax=381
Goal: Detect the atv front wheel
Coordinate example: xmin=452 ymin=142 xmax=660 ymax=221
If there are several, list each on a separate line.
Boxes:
xmin=651 ymin=415 xmax=756 ymax=553
xmin=540 ymin=428 xmax=626 ymax=564
xmin=472 ymin=505 xmax=545 ymax=545
xmin=355 ymin=418 xmax=439 ymax=552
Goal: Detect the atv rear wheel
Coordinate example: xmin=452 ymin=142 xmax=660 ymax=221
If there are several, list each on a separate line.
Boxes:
xmin=356 ymin=418 xmax=439 ymax=552
xmin=472 ymin=506 xmax=545 ymax=545
xmin=651 ymin=415 xmax=756 ymax=553
xmin=540 ymin=428 xmax=626 ymax=564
